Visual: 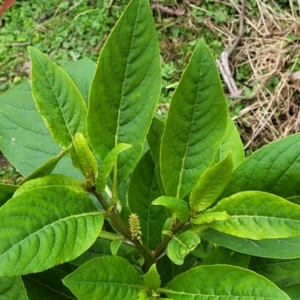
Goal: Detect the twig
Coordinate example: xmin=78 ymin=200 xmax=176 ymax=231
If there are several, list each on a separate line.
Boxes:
xmin=217 ymin=0 xmax=246 ymax=96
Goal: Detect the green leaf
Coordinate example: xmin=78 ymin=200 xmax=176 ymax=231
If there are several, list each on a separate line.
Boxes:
xmin=160 ymin=39 xmax=227 ymax=198
xmin=20 ymin=148 xmax=70 ymax=185
xmin=152 ymin=196 xmax=189 ymax=223
xmin=222 ymin=132 xmax=300 ymax=198
xmin=0 ymin=183 xmax=18 ymax=206
xmin=277 ymin=271 xmax=300 ymax=299
xmin=215 ymin=114 xmax=244 ymax=169
xmin=0 ymin=181 xmax=103 ymax=276
xmin=22 ymin=268 xmax=76 ymax=300
xmin=206 ymin=191 xmax=300 ymax=240
xmin=167 ymin=231 xmax=200 ymax=265
xmin=201 ymin=246 xmax=250 ymax=268
xmin=63 ymin=256 xmax=145 ymax=300
xmin=159 ymin=265 xmax=290 ymax=299
xmin=14 ymin=174 xmax=84 ymax=197
xmin=110 ymin=238 xmax=123 ymax=256
xmin=95 ymin=143 xmax=131 ymax=193
xmin=191 ymin=211 xmax=230 ymax=225
xmin=63 ymin=57 xmax=96 ymax=104
xmin=147 ymin=115 xmax=166 ymax=194
xmin=143 ymin=264 xmax=161 ymax=291
xmin=200 ymin=227 xmax=300 ymax=259
xmin=0 ymin=81 xmax=61 ymax=176
xmin=0 ymin=276 xmax=28 ymax=299
xmin=70 ymin=133 xmax=97 ymax=183
xmin=250 ymin=257 xmax=300 ymax=283
xmin=87 ymin=0 xmax=161 ymax=184
xmin=128 ymin=151 xmax=166 ymax=249
xmin=189 ymin=152 xmax=233 ymax=213
xmin=0 ymin=83 xmax=82 ymax=180
xmin=28 ymin=46 xmax=87 ymax=148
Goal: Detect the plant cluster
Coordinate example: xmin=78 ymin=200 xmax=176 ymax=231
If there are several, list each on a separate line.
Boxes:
xmin=1 ymin=0 xmax=300 ymax=299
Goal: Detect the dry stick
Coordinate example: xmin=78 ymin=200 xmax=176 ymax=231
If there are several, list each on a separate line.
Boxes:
xmin=216 ymin=0 xmax=246 ymax=97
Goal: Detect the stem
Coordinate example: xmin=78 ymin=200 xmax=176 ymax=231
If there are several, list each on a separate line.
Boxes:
xmin=153 ymin=222 xmax=185 ymax=259
xmin=90 ymin=187 xmax=156 ymax=270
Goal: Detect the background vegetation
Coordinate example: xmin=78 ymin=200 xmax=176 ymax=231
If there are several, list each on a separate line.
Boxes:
xmin=1 ymin=0 xmax=300 ymax=182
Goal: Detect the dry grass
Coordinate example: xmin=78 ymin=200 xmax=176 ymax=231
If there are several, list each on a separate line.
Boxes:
xmin=155 ymin=0 xmax=300 ymax=152
xmin=204 ymin=0 xmax=300 ymax=151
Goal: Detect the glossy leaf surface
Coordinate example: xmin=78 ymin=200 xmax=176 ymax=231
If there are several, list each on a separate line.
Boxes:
xmin=0 ymin=178 xmax=103 ymax=276
xmin=222 ymin=132 xmax=300 ymax=198
xmin=160 ymin=39 xmax=227 ymax=198
xmin=87 ymin=0 xmax=161 ymax=184
xmin=207 ymin=191 xmax=300 ymax=239
xmin=28 ymin=47 xmax=87 ymax=148
xmin=190 ymin=152 xmax=233 ymax=213
xmin=160 ymin=265 xmax=289 ymax=299
xmin=63 ymin=256 xmax=144 ymax=300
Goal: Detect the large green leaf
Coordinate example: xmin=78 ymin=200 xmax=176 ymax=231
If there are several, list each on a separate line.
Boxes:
xmin=206 ymin=191 xmax=300 ymax=239
xmin=189 ymin=152 xmax=233 ymax=213
xmin=128 ymin=151 xmax=166 ymax=249
xmin=28 ymin=47 xmax=87 ymax=148
xmin=200 ymin=227 xmax=300 ymax=259
xmin=0 ymin=81 xmax=61 ymax=175
xmin=0 ymin=179 xmax=103 ymax=276
xmin=277 ymin=271 xmax=300 ymax=299
xmin=0 ymin=276 xmax=28 ymax=299
xmin=159 ymin=265 xmax=289 ymax=299
xmin=0 ymin=57 xmax=92 ymax=179
xmin=215 ymin=113 xmax=244 ymax=169
xmin=63 ymin=256 xmax=145 ymax=300
xmin=22 ymin=268 xmax=76 ymax=300
xmin=250 ymin=257 xmax=300 ymax=283
xmin=87 ymin=0 xmax=161 ymax=184
xmin=222 ymin=132 xmax=300 ymax=198
xmin=160 ymin=39 xmax=227 ymax=198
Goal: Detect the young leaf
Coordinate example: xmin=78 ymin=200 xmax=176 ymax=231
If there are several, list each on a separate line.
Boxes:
xmin=215 ymin=114 xmax=244 ymax=168
xmin=63 ymin=256 xmax=145 ymax=300
xmin=222 ymin=132 xmax=300 ymax=198
xmin=28 ymin=46 xmax=87 ymax=148
xmin=189 ymin=152 xmax=233 ymax=213
xmin=143 ymin=264 xmax=161 ymax=291
xmin=167 ymin=231 xmax=200 ymax=265
xmin=191 ymin=211 xmax=230 ymax=225
xmin=87 ymin=0 xmax=161 ymax=184
xmin=0 ymin=183 xmax=103 ymax=276
xmin=128 ymin=150 xmax=166 ymax=249
xmin=205 ymin=191 xmax=300 ymax=240
xmin=20 ymin=148 xmax=70 ymax=184
xmin=110 ymin=238 xmax=123 ymax=256
xmin=200 ymin=227 xmax=300 ymax=259
xmin=95 ymin=143 xmax=131 ymax=193
xmin=0 ymin=276 xmax=28 ymax=299
xmin=22 ymin=268 xmax=76 ymax=300
xmin=201 ymin=246 xmax=250 ymax=268
xmin=159 ymin=265 xmax=290 ymax=299
xmin=147 ymin=115 xmax=166 ymax=194
xmin=70 ymin=132 xmax=97 ymax=183
xmin=160 ymin=39 xmax=227 ymax=198
xmin=152 ymin=196 xmax=190 ymax=223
